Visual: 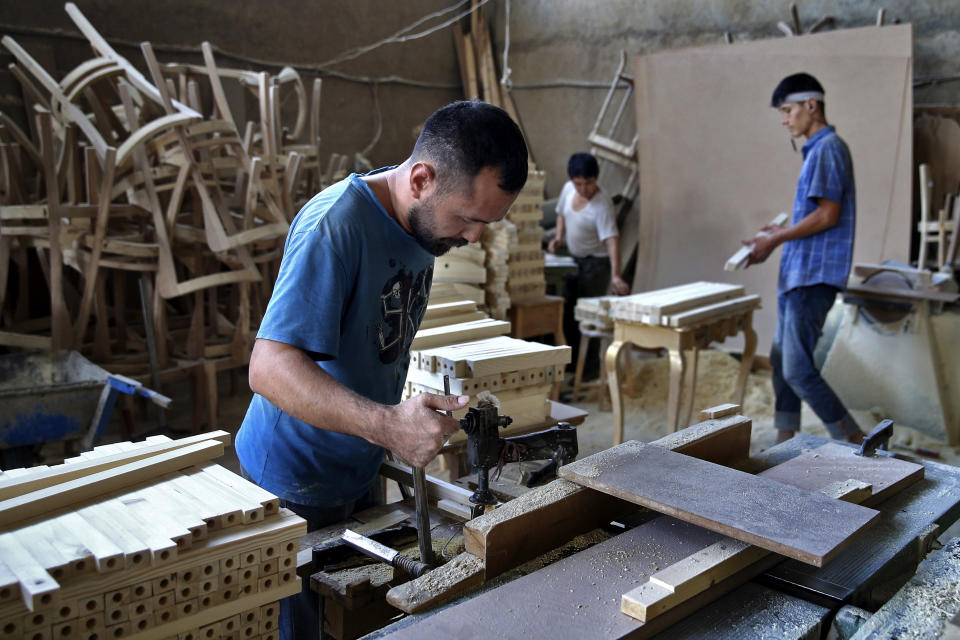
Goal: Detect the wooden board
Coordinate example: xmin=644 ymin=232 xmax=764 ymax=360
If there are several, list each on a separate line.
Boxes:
xmin=557 ymin=441 xmax=879 ymax=567
xmin=756 ymin=443 xmax=924 ymax=507
xmin=463 ymin=413 xmax=752 ymax=579
xmin=383 ymin=516 xmax=780 ymax=640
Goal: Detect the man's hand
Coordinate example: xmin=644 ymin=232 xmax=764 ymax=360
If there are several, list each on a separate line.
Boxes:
xmin=611 ymin=275 xmax=630 ymax=295
xmin=742 ymin=224 xmax=785 ymax=267
xmin=381 ymin=393 xmax=469 ymax=467
xmin=547 ymin=237 xmax=561 ymax=254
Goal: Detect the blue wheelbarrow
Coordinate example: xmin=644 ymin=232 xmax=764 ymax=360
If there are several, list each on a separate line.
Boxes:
xmin=0 ymin=350 xmax=170 ymax=464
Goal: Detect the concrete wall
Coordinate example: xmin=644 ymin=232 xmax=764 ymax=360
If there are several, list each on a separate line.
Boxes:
xmin=3 ymin=1 xmax=960 ymax=197
xmin=489 ymin=0 xmax=960 ymax=198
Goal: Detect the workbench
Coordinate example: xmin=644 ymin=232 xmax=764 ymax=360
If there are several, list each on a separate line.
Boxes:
xmin=366 ymin=432 xmax=960 ymax=640
xmin=606 ymin=282 xmax=760 ymax=443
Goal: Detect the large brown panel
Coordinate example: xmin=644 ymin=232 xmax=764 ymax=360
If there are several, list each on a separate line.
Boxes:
xmin=632 ymin=25 xmax=913 ymax=354
xmin=558 ymin=441 xmax=878 ymax=567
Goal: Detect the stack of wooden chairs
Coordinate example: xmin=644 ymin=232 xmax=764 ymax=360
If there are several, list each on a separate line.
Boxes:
xmin=0 ymin=3 xmax=347 ymax=431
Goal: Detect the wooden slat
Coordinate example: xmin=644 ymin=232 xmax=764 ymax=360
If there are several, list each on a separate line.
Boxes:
xmin=0 ymin=441 xmax=224 ymax=529
xmin=0 ymin=432 xmax=231 ymax=501
xmin=755 ymin=443 xmax=923 ymax=507
xmin=410 ymin=319 xmax=510 ymax=351
xmin=557 ymin=441 xmax=879 ymax=567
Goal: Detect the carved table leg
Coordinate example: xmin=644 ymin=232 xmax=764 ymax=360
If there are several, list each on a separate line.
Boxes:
xmin=607 ymin=340 xmax=628 ymax=445
xmin=667 ymin=347 xmax=687 ymax=432
xmin=736 ymin=320 xmax=758 ymax=407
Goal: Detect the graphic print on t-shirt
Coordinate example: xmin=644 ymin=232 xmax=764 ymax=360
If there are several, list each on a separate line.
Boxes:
xmin=376 ymin=264 xmax=432 ymax=364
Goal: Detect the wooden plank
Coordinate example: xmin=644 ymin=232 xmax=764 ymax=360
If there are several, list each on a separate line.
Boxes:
xmin=557 ymin=441 xmax=879 ymax=567
xmin=666 ymin=295 xmax=761 ymax=328
xmin=0 ymin=441 xmax=224 ymax=529
xmin=620 ymin=479 xmax=873 ymax=622
xmin=756 ymin=442 xmax=924 ymax=507
xmin=384 ymin=516 xmax=775 ymax=640
xmin=463 ymin=414 xmax=754 ymax=578
xmin=410 ymin=319 xmax=510 ymax=351
xmin=385 ymin=552 xmax=483 ymax=614
xmin=0 ymin=432 xmax=231 ymax=501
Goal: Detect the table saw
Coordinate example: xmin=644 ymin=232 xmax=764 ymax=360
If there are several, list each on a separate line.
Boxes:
xmin=301 ymin=406 xmax=960 ymax=640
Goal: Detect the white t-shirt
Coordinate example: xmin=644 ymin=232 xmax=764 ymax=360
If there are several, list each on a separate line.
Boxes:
xmin=555 ymin=180 xmax=618 ymax=258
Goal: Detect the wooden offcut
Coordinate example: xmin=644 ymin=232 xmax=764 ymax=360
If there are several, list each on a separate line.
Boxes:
xmin=557 ymin=441 xmax=879 ymax=567
xmin=756 ymin=443 xmax=924 ymax=507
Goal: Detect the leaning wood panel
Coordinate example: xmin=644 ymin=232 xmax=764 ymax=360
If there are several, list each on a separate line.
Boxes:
xmin=557 ymin=441 xmax=879 ymax=567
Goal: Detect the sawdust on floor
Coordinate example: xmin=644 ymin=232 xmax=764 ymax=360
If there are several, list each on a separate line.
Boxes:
xmin=570 ymin=349 xmax=960 ymax=467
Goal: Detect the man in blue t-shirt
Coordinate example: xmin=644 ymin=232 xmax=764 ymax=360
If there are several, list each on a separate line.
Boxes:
xmin=236 ymin=101 xmax=528 ymax=639
xmin=743 ymin=72 xmax=865 ymax=446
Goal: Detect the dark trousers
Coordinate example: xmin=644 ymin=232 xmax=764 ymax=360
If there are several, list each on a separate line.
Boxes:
xmin=240 ymin=468 xmax=383 ymax=640
xmin=562 ymin=255 xmax=611 ymax=379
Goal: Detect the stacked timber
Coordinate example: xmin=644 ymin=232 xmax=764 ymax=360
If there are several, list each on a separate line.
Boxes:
xmin=433 ymin=245 xmax=486 ymax=286
xmin=505 ymin=170 xmax=547 ymax=304
xmin=573 ymin=295 xmax=618 ymax=332
xmin=610 ymin=282 xmax=760 ymax=328
xmin=479 ymin=219 xmax=517 ymax=320
xmin=0 ymin=431 xmax=304 ymax=640
xmin=404 ymin=335 xmax=571 ymax=438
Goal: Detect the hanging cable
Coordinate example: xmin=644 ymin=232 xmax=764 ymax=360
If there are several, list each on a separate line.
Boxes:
xmin=500 ymin=0 xmax=513 ymax=91
xmin=318 ymin=0 xmax=491 ymax=68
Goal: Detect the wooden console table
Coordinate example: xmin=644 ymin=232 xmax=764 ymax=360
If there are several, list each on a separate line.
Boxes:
xmin=605 ymin=282 xmax=761 ymax=444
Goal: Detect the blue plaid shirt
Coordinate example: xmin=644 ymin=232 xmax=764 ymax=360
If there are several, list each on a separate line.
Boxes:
xmin=779 ymin=125 xmax=855 ymax=294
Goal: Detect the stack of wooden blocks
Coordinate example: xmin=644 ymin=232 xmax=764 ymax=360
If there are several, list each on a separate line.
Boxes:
xmin=405 ymin=335 xmax=570 ymax=438
xmin=504 ymin=170 xmax=548 ymax=305
xmin=573 ymin=295 xmax=618 ymax=332
xmin=432 ymin=245 xmax=487 ymax=289
xmin=0 ymin=431 xmax=304 ymax=640
xmin=479 ymin=220 xmax=517 ymax=320
xmin=610 ymin=282 xmax=760 ymax=328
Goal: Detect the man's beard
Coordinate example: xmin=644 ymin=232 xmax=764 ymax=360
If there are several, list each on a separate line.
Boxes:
xmin=408 ymin=199 xmax=468 ymax=257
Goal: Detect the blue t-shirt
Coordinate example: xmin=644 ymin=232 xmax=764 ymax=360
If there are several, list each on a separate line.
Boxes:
xmin=779 ymin=125 xmax=856 ymax=294
xmin=235 ymin=169 xmax=434 ymax=507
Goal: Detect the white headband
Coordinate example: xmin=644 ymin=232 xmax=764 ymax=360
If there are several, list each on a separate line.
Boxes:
xmin=782 ymin=91 xmax=824 ymax=104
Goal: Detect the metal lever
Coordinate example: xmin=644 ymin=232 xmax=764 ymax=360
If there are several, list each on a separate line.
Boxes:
xmin=855 ymin=419 xmax=894 ymax=457
xmin=341 ymin=529 xmax=431 ymax=577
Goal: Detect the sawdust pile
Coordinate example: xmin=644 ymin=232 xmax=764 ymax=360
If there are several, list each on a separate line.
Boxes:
xmin=576 ymin=349 xmax=960 ymax=463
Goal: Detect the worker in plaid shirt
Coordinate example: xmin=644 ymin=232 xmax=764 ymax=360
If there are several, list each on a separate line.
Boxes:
xmin=744 ymin=72 xmax=866 ymax=445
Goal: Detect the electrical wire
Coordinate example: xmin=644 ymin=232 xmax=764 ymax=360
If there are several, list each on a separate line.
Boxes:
xmin=318 ymin=0 xmax=490 ymax=68
xmin=500 ymin=0 xmax=513 ymax=91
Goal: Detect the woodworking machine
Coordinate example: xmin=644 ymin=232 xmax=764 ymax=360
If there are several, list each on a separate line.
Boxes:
xmin=458 ymin=401 xmax=578 ymax=510
xmin=819 ymin=261 xmax=960 ymax=443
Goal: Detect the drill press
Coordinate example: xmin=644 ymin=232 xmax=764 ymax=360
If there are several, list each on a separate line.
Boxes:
xmin=458 ymin=400 xmax=579 ymax=511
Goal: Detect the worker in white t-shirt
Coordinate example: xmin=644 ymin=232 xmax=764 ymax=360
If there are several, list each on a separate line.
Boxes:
xmin=547 ymin=152 xmax=629 ymax=379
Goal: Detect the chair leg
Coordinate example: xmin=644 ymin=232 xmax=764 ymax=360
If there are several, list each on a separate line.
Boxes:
xmin=572 ymin=333 xmax=590 ymax=401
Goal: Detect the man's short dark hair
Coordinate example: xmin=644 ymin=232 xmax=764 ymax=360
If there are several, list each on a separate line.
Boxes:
xmin=771 ymin=72 xmax=825 ymax=108
xmin=411 ymin=101 xmax=528 ymax=194
xmin=567 ymin=152 xmax=599 ymax=179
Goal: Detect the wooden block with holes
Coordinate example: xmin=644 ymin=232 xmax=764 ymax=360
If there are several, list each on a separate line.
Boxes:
xmin=0 ymin=432 xmax=305 ymax=640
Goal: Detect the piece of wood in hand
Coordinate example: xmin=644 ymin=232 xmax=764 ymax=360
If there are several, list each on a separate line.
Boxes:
xmin=557 ymin=441 xmax=879 ymax=567
xmin=756 ymin=442 xmax=923 ymax=507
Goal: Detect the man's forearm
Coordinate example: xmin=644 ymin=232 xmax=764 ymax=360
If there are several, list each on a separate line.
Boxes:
xmin=248 ymin=338 xmax=388 ymax=444
xmin=605 ymin=236 xmax=621 ymax=276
